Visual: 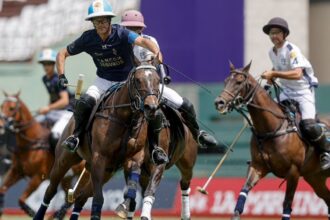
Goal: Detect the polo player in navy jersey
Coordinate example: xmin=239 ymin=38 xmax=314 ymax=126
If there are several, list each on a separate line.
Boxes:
xmin=56 ymin=0 xmax=169 ymax=164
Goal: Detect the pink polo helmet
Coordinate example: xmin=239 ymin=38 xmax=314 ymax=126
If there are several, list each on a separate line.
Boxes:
xmin=120 ymin=10 xmax=146 ymax=28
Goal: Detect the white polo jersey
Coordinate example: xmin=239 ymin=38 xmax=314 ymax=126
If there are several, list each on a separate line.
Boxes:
xmin=134 ymin=34 xmax=159 ymax=62
xmin=269 ymin=41 xmax=318 ymax=119
xmin=269 ymin=41 xmax=318 ymax=95
xmin=133 ymin=34 xmax=184 ymax=108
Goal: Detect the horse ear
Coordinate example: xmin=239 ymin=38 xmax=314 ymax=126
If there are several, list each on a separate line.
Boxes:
xmin=229 ymin=60 xmax=235 ymax=71
xmin=243 ymin=60 xmax=252 ymax=73
xmin=15 ymin=90 xmax=21 ymax=98
xmin=3 ymin=90 xmax=8 ymax=97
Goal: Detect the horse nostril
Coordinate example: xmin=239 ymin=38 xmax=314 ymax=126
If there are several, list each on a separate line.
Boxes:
xmin=144 ymin=104 xmax=158 ymax=113
xmin=214 ymin=98 xmax=226 ymax=109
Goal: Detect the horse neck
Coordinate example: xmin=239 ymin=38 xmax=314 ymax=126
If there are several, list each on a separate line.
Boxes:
xmin=106 ymin=84 xmax=133 ymax=120
xmin=247 ymin=85 xmax=285 ymax=133
xmin=18 ymin=101 xmax=34 ymax=124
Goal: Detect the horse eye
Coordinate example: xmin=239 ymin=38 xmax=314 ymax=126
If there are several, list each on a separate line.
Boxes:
xmin=9 ymin=107 xmax=15 ymax=111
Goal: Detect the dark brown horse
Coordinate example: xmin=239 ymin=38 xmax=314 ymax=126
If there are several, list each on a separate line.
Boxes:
xmin=214 ymin=62 xmax=330 ymax=220
xmin=33 ymin=64 xmax=165 ymax=220
xmin=0 ymin=113 xmax=11 ymax=184
xmin=114 ymin=104 xmax=198 ymax=220
xmin=0 ymin=92 xmax=85 ymax=219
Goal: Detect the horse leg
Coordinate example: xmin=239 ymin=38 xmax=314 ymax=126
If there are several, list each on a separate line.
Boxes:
xmin=232 ymin=164 xmax=266 ymax=220
xmin=304 ymin=175 xmax=330 ymax=220
xmin=34 ymin=156 xmax=82 ymax=220
xmin=90 ymin=154 xmax=107 ymax=220
xmin=280 ymin=165 xmax=300 ymax=220
xmin=69 ymin=170 xmax=111 ymax=220
xmin=116 ymin=151 xmax=145 ymax=219
xmin=140 ymin=164 xmax=165 ymax=220
xmin=18 ymin=175 xmax=46 ymax=217
xmin=176 ymin=161 xmax=194 ymax=220
xmin=69 ymin=177 xmax=93 ymax=220
xmin=0 ymin=165 xmax=22 ymax=217
xmin=50 ymin=175 xmax=75 ymax=220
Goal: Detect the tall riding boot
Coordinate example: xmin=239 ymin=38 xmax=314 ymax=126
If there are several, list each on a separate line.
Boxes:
xmin=148 ymin=110 xmax=168 ymax=165
xmin=300 ymin=119 xmax=330 ymax=170
xmin=62 ymin=94 xmax=96 ymax=153
xmin=179 ymin=97 xmax=217 ymax=148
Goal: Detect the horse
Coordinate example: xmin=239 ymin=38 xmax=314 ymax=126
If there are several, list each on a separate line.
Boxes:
xmin=0 ymin=92 xmax=85 ymax=219
xmin=114 ymin=102 xmax=198 ymax=220
xmin=214 ymin=62 xmax=330 ymax=220
xmin=33 ymin=64 xmax=168 ymax=220
xmin=0 ymin=113 xmax=11 ymax=184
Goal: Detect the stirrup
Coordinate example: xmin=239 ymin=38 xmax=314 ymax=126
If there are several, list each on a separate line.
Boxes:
xmin=320 ymin=152 xmax=330 ymax=170
xmin=151 ymin=146 xmax=168 ymax=165
xmin=62 ymin=135 xmax=80 ymax=153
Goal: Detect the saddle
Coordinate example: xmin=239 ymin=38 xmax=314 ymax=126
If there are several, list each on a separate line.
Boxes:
xmin=280 ymin=99 xmax=330 ymax=144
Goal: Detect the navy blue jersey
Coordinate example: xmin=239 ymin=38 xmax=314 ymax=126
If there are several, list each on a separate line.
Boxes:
xmin=67 ymin=24 xmax=138 ymax=82
xmin=42 ymin=73 xmax=71 ymax=107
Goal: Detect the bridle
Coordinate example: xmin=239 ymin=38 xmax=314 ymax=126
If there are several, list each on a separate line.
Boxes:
xmin=1 ymin=97 xmax=40 ymax=147
xmin=128 ymin=65 xmax=163 ymax=112
xmin=221 ymin=70 xmax=287 ymax=122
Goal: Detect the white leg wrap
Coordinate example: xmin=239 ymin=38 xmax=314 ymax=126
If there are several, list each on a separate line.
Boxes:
xmin=127 ymin=211 xmax=135 ymax=218
xmin=141 ymin=196 xmax=155 ymax=220
xmin=181 ymin=188 xmax=191 ymax=219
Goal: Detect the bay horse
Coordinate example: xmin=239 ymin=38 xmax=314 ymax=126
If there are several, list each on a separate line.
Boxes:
xmin=114 ymin=103 xmax=198 ymax=220
xmin=214 ymin=62 xmax=330 ymax=220
xmin=0 ymin=92 xmax=85 ymax=219
xmin=33 ymin=64 xmax=165 ymax=220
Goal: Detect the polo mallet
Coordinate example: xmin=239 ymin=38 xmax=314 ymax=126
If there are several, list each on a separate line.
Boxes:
xmin=64 ymin=74 xmax=84 ymax=100
xmin=67 ymin=167 xmax=86 ymax=203
xmin=197 ymin=121 xmax=249 ymax=195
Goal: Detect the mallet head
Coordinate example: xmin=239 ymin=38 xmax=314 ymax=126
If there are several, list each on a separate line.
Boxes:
xmin=196 ymin=186 xmax=208 ymax=195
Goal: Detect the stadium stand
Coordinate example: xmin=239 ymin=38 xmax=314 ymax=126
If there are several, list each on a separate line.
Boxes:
xmin=0 ymin=0 xmax=139 ymax=61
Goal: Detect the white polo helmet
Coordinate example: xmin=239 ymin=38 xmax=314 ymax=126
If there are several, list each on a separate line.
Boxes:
xmin=85 ymin=0 xmax=116 ymax=21
xmin=38 ymin=48 xmax=57 ymax=63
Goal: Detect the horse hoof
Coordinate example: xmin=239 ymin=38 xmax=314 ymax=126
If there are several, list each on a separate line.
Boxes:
xmin=231 ymin=212 xmax=241 ymax=220
xmin=141 ymin=217 xmax=149 ymax=220
xmin=181 ymin=218 xmax=191 ymax=220
xmin=114 ymin=204 xmax=128 ymax=219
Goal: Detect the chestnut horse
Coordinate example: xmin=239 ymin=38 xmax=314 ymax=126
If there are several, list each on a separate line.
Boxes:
xmin=214 ymin=62 xmax=330 ymax=220
xmin=115 ymin=103 xmax=198 ymax=220
xmin=33 ymin=64 xmax=165 ymax=220
xmin=0 ymin=92 xmax=85 ymax=219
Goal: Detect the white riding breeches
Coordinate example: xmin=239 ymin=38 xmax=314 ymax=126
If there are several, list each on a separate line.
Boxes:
xmin=86 ymin=76 xmax=125 ymax=102
xmin=161 ymin=85 xmax=183 ymax=109
xmin=86 ymin=76 xmax=184 ymax=109
xmin=51 ymin=110 xmax=73 ymax=139
xmin=280 ymin=88 xmax=316 ymax=120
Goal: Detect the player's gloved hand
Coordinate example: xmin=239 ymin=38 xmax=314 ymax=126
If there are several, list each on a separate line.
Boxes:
xmin=58 ymin=74 xmax=68 ymax=89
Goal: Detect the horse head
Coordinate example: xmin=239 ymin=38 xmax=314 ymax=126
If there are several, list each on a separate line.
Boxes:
xmin=128 ymin=64 xmax=161 ymax=119
xmin=1 ymin=91 xmax=26 ymax=123
xmin=214 ymin=61 xmax=256 ymax=114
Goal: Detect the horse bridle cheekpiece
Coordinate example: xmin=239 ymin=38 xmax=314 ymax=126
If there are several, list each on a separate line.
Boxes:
xmin=1 ymin=96 xmax=22 ymax=132
xmin=222 ymin=69 xmax=253 ymax=112
xmin=129 ymin=65 xmax=162 ymax=112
